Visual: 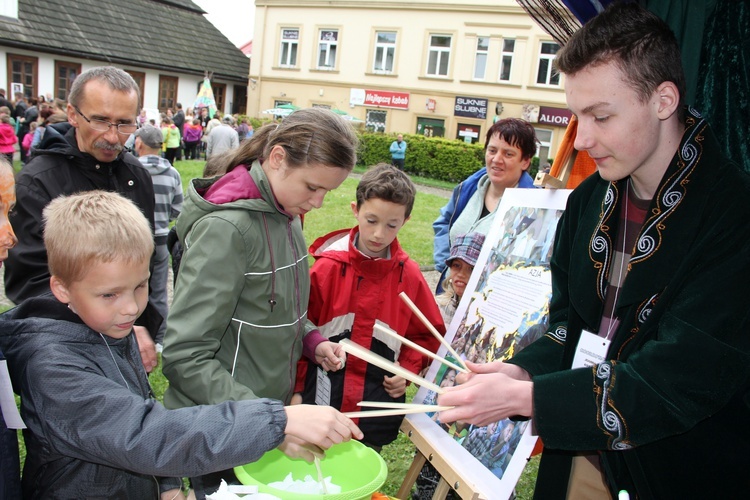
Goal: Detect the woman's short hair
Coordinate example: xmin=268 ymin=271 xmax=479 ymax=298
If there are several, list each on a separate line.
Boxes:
xmin=485 ymin=118 xmax=539 ymax=160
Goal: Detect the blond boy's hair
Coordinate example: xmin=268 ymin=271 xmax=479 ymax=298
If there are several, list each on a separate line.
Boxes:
xmin=43 ymin=191 xmax=153 ymax=284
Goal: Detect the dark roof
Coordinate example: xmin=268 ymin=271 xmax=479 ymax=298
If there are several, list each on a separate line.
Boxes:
xmin=0 ymin=0 xmax=250 ymax=83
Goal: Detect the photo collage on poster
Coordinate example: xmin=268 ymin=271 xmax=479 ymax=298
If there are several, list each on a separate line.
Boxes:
xmin=413 ymin=188 xmax=571 ymax=498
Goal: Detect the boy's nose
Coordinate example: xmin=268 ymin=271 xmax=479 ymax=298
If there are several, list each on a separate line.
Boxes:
xmin=122 ymin=296 xmax=140 ymax=316
xmin=573 ymin=122 xmax=594 ymax=151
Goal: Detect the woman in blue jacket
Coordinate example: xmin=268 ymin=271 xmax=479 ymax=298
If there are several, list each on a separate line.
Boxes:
xmin=432 ymin=118 xmax=538 ymax=291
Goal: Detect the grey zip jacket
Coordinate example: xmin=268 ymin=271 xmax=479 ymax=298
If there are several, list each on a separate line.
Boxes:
xmin=0 ymin=295 xmax=286 ymax=499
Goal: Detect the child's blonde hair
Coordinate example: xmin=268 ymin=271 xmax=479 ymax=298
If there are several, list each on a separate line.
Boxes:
xmin=43 ymin=191 xmax=154 ymax=284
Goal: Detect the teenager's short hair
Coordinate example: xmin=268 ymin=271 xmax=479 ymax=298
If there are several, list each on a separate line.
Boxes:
xmin=356 ymin=163 xmax=416 ymax=218
xmin=43 ymin=191 xmax=154 ymax=284
xmin=485 ymin=118 xmax=539 ymax=160
xmin=555 ymin=2 xmax=685 ymax=120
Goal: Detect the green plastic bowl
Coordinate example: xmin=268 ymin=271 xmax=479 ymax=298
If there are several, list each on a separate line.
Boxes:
xmin=234 ymin=440 xmax=387 ymax=500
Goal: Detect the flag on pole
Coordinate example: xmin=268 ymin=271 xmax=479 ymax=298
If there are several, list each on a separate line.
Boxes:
xmin=194 ymin=77 xmax=217 ymax=118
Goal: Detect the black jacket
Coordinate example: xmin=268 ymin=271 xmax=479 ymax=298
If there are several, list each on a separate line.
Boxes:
xmin=173 ymin=109 xmax=185 ymax=133
xmin=4 ymin=122 xmax=162 ymax=335
xmin=0 ymin=95 xmax=14 ymax=115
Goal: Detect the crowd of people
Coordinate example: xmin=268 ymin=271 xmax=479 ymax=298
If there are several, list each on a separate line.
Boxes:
xmin=0 ymin=3 xmax=749 ymax=499
xmin=0 ymin=91 xmax=68 ymax=164
xmin=153 ymin=104 xmax=253 ymax=163
xmin=0 ymin=89 xmax=254 ymax=168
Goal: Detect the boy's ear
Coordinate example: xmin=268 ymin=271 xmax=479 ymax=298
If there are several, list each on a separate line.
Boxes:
xmin=655 ymin=81 xmax=680 ymax=120
xmin=350 ymin=201 xmax=358 ymax=216
xmin=50 ymin=276 xmax=70 ymax=304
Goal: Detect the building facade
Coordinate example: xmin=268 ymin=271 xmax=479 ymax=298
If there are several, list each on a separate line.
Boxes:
xmin=250 ymin=0 xmax=572 ymax=161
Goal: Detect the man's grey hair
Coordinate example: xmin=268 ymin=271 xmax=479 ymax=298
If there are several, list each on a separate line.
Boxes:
xmin=68 ymin=66 xmax=141 ymax=112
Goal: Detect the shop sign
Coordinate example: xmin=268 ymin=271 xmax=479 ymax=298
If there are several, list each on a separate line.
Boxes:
xmin=350 ymin=88 xmax=409 ymax=110
xmin=454 ymin=96 xmax=488 ymax=119
xmin=538 ymin=106 xmax=573 ymax=126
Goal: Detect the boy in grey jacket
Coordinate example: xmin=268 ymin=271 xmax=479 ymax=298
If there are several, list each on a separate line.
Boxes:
xmin=0 ymin=191 xmax=361 ymax=499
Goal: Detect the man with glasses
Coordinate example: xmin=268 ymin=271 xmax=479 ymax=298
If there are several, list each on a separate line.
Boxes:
xmin=4 ymin=66 xmax=161 ymax=373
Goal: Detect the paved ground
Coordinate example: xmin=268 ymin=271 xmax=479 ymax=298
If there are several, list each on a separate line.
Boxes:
xmin=0 ymin=173 xmax=450 ymax=309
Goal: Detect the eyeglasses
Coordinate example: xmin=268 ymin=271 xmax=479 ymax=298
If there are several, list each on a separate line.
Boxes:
xmin=73 ymin=106 xmax=138 ymax=135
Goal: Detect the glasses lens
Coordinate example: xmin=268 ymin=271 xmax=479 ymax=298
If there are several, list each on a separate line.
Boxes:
xmin=117 ymin=123 xmax=138 ymax=135
xmin=90 ymin=119 xmax=112 ymax=132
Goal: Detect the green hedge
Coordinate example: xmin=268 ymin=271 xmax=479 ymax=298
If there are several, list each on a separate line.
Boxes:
xmin=357 ymin=133 xmax=485 ymax=182
xmin=357 ymin=132 xmax=550 ymax=183
xmin=229 ymin=124 xmax=550 ymax=183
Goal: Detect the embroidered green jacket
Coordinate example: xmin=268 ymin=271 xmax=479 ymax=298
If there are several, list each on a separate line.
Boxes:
xmin=509 ymin=108 xmax=750 ymax=498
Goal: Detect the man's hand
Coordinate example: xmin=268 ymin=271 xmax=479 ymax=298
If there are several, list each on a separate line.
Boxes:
xmin=455 ymin=360 xmax=531 ymax=385
xmin=315 ymin=341 xmax=346 ymax=372
xmin=133 ymin=326 xmax=157 ymax=373
xmin=437 ymin=371 xmax=534 ymax=426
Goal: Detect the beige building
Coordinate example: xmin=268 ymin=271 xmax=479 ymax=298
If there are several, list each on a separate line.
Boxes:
xmin=250 ymin=0 xmax=571 ymax=162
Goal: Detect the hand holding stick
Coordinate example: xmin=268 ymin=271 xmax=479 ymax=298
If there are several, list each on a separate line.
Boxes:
xmin=399 ymin=292 xmax=468 ymax=371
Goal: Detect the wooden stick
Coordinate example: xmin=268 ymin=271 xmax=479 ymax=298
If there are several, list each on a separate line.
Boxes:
xmin=338 ymin=339 xmax=445 ymax=394
xmin=399 ymin=291 xmax=468 ymax=370
xmin=343 ymin=406 xmax=453 ymax=419
xmin=314 ymin=457 xmax=328 ymax=494
xmin=374 ymin=324 xmax=468 ymax=374
xmin=357 ymin=401 xmax=454 ymax=411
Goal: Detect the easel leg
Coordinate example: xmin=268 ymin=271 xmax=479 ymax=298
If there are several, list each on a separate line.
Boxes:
xmin=397 ymin=451 xmax=427 ymax=499
xmin=433 ymin=478 xmax=452 ymax=499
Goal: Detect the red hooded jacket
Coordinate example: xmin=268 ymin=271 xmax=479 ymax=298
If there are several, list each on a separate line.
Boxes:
xmin=296 ymin=227 xmax=445 ymax=446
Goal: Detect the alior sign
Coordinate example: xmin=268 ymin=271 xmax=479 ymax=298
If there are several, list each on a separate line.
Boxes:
xmin=538 ymin=106 xmax=573 ymax=126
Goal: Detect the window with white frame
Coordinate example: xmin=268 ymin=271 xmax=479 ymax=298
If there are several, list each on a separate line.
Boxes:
xmin=473 ymin=37 xmax=489 ymax=80
xmin=279 ymin=29 xmax=299 ymax=67
xmin=499 ymin=39 xmax=515 ymax=82
xmin=534 ymin=128 xmax=553 ymax=165
xmin=536 ymin=41 xmax=561 ymax=85
xmin=317 ymin=29 xmax=338 ymax=69
xmin=426 ymin=34 xmax=451 ymax=77
xmin=373 ymin=31 xmax=396 ymax=73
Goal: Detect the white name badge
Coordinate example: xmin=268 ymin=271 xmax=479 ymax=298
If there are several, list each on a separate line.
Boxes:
xmin=571 ymin=330 xmax=611 ymax=369
xmin=315 ymin=367 xmax=332 ymax=406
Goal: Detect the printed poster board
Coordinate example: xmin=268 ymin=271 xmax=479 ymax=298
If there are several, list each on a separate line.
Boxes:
xmin=411 ymin=187 xmax=572 ymax=499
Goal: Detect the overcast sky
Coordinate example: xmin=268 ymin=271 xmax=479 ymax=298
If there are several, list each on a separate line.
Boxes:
xmin=193 ymin=0 xmax=256 ymax=48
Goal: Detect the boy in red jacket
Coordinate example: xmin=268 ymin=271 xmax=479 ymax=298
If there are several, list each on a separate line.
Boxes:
xmin=294 ymin=163 xmax=446 ymax=449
